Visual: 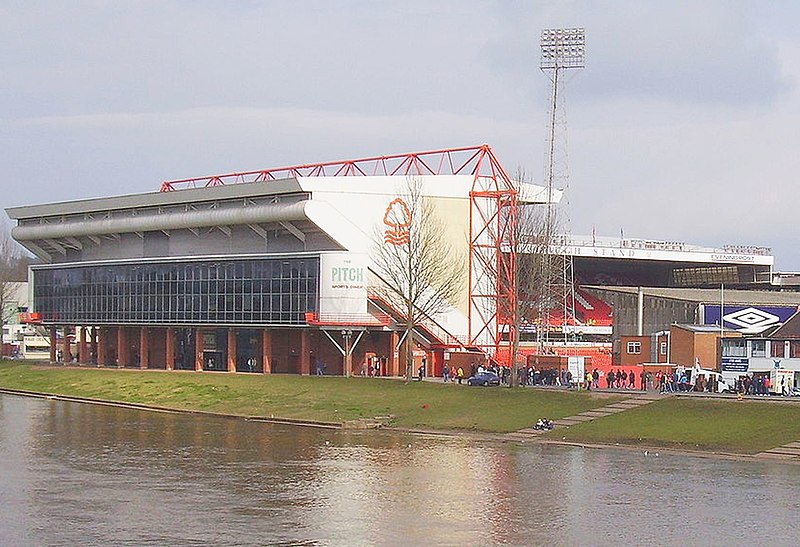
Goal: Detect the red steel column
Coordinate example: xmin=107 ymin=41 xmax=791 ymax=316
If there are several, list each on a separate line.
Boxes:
xmin=194 ymin=328 xmax=204 ymax=371
xmin=262 ymin=330 xmax=272 ymax=374
xmin=299 ymin=330 xmax=310 ymax=375
xmin=49 ymin=326 xmax=57 ymax=362
xmin=139 ymin=327 xmax=149 ymax=370
xmin=227 ymin=328 xmax=236 ymax=373
xmin=165 ymin=327 xmax=175 ymax=371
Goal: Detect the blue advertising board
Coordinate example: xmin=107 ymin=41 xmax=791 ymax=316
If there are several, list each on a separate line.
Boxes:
xmin=705 ymin=305 xmax=797 ymax=334
xmin=721 ymin=357 xmax=749 ymax=373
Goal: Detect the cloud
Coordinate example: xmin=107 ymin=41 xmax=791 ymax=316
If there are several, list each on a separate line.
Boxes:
xmin=1 ymin=105 xmax=530 ymax=205
xmin=2 ymin=1 xmax=800 ymax=269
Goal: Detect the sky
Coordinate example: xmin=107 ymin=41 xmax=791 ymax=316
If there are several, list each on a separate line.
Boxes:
xmin=2 ymin=1 xmax=799 ymax=268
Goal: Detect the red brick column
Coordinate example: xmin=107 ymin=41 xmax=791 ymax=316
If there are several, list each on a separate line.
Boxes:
xmin=116 ymin=326 xmax=127 ymax=367
xmin=262 ymin=330 xmax=272 ymax=374
xmin=62 ymin=327 xmax=72 ymax=363
xmin=165 ymin=328 xmax=175 ymax=371
xmin=49 ymin=327 xmax=57 ymax=363
xmin=139 ymin=327 xmax=149 ymax=370
xmin=90 ymin=327 xmax=98 ymax=365
xmin=97 ymin=327 xmax=108 ymax=366
xmin=79 ymin=327 xmax=89 ymax=364
xmin=299 ymin=330 xmax=311 ymax=375
xmin=227 ymin=328 xmax=236 ymax=373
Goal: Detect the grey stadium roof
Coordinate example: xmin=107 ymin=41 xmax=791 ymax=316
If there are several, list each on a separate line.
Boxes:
xmin=5 ymin=179 xmax=304 ymax=220
xmin=586 ymin=286 xmax=800 ymax=306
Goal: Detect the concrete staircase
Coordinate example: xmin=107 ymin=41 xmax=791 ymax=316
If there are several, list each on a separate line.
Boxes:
xmin=756 ymin=441 xmax=800 ymax=461
xmin=506 ymin=392 xmax=668 ymax=441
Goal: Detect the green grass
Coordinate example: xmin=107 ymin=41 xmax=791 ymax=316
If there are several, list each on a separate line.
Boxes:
xmin=7 ymin=361 xmax=798 ymax=454
xmin=0 ymin=361 xmax=619 ymax=433
xmin=553 ymin=396 xmax=800 ymax=454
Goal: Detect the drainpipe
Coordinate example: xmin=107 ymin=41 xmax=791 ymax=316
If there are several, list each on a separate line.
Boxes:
xmin=653 ymin=329 xmax=670 ymax=364
xmin=637 ymin=287 xmax=644 ymax=336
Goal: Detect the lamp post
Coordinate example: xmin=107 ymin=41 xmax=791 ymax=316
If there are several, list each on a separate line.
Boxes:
xmin=538 ymin=27 xmax=585 ymax=347
xmin=342 ymin=329 xmax=353 ymax=377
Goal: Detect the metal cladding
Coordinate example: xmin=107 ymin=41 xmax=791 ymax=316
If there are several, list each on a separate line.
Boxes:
xmin=11 ymin=201 xmax=310 ymax=241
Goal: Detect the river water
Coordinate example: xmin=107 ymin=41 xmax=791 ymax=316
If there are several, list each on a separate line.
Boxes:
xmin=0 ymin=392 xmax=798 ymax=546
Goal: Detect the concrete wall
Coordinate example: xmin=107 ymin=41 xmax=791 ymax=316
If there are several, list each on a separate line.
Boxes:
xmin=590 ymin=288 xmax=699 ymax=342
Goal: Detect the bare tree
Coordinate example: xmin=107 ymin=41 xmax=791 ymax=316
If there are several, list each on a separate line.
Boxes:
xmin=372 ymin=177 xmax=465 ymax=383
xmin=508 ymin=170 xmax=570 ymax=386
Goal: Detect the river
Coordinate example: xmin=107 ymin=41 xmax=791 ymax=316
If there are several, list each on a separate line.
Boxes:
xmin=0 ymin=393 xmax=797 ymax=546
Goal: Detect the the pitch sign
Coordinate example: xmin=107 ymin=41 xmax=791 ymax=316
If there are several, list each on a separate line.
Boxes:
xmin=319 ymin=252 xmax=368 ymax=316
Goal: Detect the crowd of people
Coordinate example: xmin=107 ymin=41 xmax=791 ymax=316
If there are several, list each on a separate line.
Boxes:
xmin=604 ymin=369 xmax=643 ymax=390
xmin=733 ymin=374 xmax=772 ymax=395
xmin=431 ymin=361 xmax=787 ymax=396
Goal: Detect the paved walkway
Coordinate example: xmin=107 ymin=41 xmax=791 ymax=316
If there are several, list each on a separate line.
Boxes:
xmin=505 ymin=391 xmax=669 ymax=442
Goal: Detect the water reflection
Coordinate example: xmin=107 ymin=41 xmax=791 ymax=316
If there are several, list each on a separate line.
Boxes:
xmin=1 ymin=393 xmax=799 ymax=546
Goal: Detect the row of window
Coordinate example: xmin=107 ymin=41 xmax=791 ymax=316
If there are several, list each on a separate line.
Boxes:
xmin=628 ymin=339 xmax=800 ymax=359
xmin=672 ymin=265 xmax=741 ymax=286
xmin=35 ymin=261 xmax=307 ymax=285
xmin=722 ymin=339 xmax=800 ymax=359
xmin=33 ymin=258 xmax=320 ymax=325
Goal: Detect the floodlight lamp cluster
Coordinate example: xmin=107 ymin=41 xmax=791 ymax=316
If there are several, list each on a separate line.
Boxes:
xmin=540 ymin=27 xmax=585 ymax=69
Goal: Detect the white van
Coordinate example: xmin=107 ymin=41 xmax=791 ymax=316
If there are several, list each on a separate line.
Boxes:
xmin=688 ymin=368 xmax=733 ymax=394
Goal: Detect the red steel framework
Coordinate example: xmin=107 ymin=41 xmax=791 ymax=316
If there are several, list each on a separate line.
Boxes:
xmin=160 ymin=144 xmax=518 ymax=362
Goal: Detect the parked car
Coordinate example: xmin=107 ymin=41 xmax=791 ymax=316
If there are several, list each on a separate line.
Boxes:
xmin=467 ymin=371 xmax=501 ymax=386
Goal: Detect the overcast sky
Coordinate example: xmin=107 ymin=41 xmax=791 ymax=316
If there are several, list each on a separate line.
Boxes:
xmin=2 ymin=1 xmax=799 ymax=268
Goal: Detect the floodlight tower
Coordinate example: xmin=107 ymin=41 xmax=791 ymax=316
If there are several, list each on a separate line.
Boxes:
xmin=538 ymin=27 xmax=585 ymax=346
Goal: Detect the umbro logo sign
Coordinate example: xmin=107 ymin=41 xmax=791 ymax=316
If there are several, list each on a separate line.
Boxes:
xmin=723 ymin=307 xmax=781 ymax=334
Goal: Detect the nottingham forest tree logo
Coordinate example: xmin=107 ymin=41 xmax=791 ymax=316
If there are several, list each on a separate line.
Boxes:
xmin=383 ymin=198 xmax=412 ymax=245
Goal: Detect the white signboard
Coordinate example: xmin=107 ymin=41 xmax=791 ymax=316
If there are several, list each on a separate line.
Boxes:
xmin=319 ymin=252 xmax=368 ymax=316
xmin=568 ymin=356 xmax=585 ymax=384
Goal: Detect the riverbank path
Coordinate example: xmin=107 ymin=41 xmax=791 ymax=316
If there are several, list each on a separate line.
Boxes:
xmin=505 ymin=391 xmax=670 ymax=442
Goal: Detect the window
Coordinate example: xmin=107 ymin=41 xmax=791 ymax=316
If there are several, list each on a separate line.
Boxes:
xmin=771 ymin=341 xmax=787 ymax=358
xmin=660 ymin=342 xmax=667 ymax=355
xmin=627 ymin=341 xmax=641 ymax=354
xmin=32 ymin=256 xmax=321 ymax=326
xmin=790 ymin=341 xmax=800 ymax=359
xmin=722 ymin=339 xmax=747 ymax=358
xmin=750 ymin=340 xmax=766 ymax=358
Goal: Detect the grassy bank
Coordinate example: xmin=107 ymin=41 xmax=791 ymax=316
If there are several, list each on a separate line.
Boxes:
xmin=0 ymin=361 xmax=618 ymax=433
xmin=5 ymin=361 xmax=799 ymax=454
xmin=554 ymin=396 xmax=800 ymax=454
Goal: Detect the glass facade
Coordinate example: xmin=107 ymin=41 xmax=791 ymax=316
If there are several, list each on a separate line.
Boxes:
xmin=672 ymin=265 xmax=740 ymax=287
xmin=33 ymin=257 xmax=319 ymax=326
